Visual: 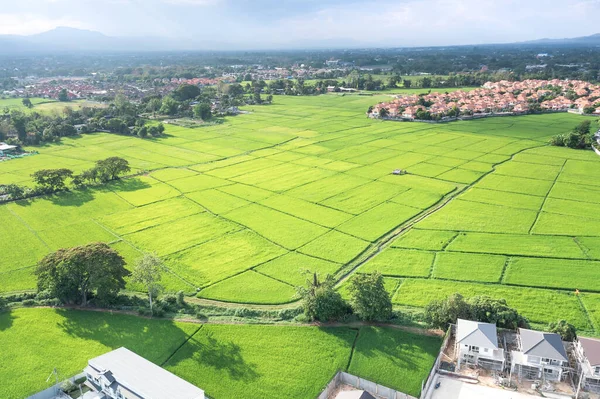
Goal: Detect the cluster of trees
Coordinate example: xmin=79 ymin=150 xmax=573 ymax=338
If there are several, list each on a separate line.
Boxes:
xmin=424 ymin=293 xmax=529 ymax=330
xmin=550 ymin=120 xmax=597 ymax=149
xmin=143 ymin=82 xmax=273 ymax=119
xmin=33 ymin=242 xmax=173 ymax=314
xmin=424 ymin=293 xmax=578 ymax=341
xmin=298 ymin=271 xmax=392 ymax=322
xmin=0 ymin=96 xmax=167 ymax=146
xmin=1 ymin=157 xmax=130 ymax=201
xmin=36 ymin=242 xmax=129 ymax=306
xmin=0 ymin=109 xmax=80 ymax=145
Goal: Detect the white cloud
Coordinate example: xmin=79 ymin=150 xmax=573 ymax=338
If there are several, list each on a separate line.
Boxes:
xmin=268 ymin=0 xmax=600 ymax=46
xmin=0 ymin=0 xmax=598 ymax=47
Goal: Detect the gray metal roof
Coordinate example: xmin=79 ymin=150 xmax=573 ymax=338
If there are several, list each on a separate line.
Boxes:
xmin=579 ymin=337 xmax=600 ymax=367
xmin=519 ymin=328 xmax=568 ymax=362
xmin=0 ymin=143 xmax=17 ymax=151
xmin=87 ymin=347 xmax=205 ymax=399
xmin=456 ymin=319 xmax=499 ymax=349
xmin=335 ymin=390 xmax=376 ymax=399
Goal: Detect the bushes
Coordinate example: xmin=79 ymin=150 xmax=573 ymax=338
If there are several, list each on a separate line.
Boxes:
xmin=424 ymin=293 xmax=529 ymax=330
xmin=547 ymin=319 xmax=577 ymax=341
xmin=348 ymin=272 xmax=392 ymax=321
xmin=550 ymin=120 xmax=595 ymax=149
xmin=297 ymin=274 xmax=350 ymax=322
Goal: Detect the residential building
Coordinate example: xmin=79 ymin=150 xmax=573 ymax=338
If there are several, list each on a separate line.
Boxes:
xmin=455 ymin=319 xmax=504 ymax=370
xmin=511 ymin=329 xmax=569 ymax=381
xmin=575 ymin=337 xmax=600 ymax=393
xmin=84 ymin=347 xmax=205 ymax=399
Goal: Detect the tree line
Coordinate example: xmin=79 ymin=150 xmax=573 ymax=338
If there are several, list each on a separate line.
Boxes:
xmin=0 ymin=240 xmax=580 ymax=341
xmin=0 ymin=156 xmax=130 ymax=202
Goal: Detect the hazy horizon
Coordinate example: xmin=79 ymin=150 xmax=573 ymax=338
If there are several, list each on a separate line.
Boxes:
xmin=2 ymin=0 xmax=600 ymax=48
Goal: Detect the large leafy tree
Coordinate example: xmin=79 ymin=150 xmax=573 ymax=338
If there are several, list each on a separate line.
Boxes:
xmin=58 ymin=88 xmax=69 ymax=102
xmin=172 ymin=84 xmax=201 ymax=101
xmin=131 ymin=253 xmax=164 ymax=312
xmin=35 ymin=243 xmax=129 ymax=306
xmin=21 ymin=98 xmax=33 ymax=109
xmin=348 ymin=272 xmax=392 ymax=321
xmin=159 ymin=96 xmax=179 ymax=115
xmin=94 ymin=157 xmax=130 ymax=182
xmin=424 ymin=293 xmax=472 ymax=329
xmin=297 ymin=273 xmax=350 ymax=322
xmin=193 ymin=102 xmax=212 ymax=120
xmin=31 ymin=168 xmax=73 ymax=192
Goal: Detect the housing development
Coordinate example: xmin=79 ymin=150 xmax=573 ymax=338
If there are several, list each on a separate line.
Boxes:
xmin=370 ymin=79 xmax=600 ymax=120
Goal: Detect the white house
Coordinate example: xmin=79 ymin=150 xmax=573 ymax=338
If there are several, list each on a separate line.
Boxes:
xmin=84 ymin=347 xmax=205 ymax=399
xmin=575 ymin=337 xmax=600 ymax=393
xmin=511 ymin=328 xmax=569 ymax=381
xmin=455 ymin=319 xmax=505 ymax=370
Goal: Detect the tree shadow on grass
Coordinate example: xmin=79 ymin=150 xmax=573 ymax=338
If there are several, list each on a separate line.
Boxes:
xmin=165 ymin=330 xmax=260 ymax=383
xmin=10 ymin=189 xmax=97 ymax=208
xmin=104 ymin=177 xmax=153 ymax=193
xmin=0 ymin=309 xmax=16 ymax=331
xmin=55 ymin=308 xmax=193 ymax=366
xmin=325 ymin=326 xmax=441 ymax=372
xmin=47 ymin=189 xmax=97 ymax=207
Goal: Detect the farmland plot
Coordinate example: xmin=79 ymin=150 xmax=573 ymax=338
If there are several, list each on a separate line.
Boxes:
xmin=0 ymin=95 xmax=599 ymax=330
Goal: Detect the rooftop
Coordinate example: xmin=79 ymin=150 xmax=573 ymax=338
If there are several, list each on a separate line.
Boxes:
xmin=518 ymin=328 xmax=568 ymax=362
xmin=579 ymin=337 xmax=600 ymax=367
xmin=86 ymin=347 xmax=205 ymax=399
xmin=456 ymin=319 xmax=499 ymax=349
xmin=0 ymin=143 xmax=17 ymax=151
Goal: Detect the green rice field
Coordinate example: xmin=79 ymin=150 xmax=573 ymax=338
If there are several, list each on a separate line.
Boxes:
xmin=0 ymin=308 xmax=439 ymax=399
xmin=1 ymin=94 xmax=600 ymax=334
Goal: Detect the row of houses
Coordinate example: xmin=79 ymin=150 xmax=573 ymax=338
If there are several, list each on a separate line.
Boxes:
xmin=370 ymin=79 xmax=600 ymax=120
xmin=456 ymin=319 xmax=600 ymax=392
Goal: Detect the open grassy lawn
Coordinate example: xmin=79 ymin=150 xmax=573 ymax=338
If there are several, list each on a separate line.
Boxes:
xmin=0 ymin=308 xmax=200 ymax=399
xmin=1 ymin=94 xmax=599 ymax=333
xmin=347 ymin=327 xmax=441 ymax=397
xmin=0 ymin=308 xmax=440 ymax=399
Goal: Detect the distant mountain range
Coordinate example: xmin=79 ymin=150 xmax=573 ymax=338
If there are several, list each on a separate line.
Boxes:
xmin=0 ymin=27 xmax=232 ymax=54
xmin=0 ymin=27 xmax=599 ymax=54
xmin=521 ymin=33 xmax=600 ymax=45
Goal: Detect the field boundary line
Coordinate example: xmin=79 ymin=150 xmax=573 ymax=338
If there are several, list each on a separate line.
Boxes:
xmin=160 ymin=324 xmax=204 ymax=367
xmin=251 ymin=269 xmax=297 ymax=288
xmin=499 ymin=257 xmax=512 ymax=283
xmin=428 ymin=253 xmax=437 ymax=279
xmin=527 ymin=158 xmax=567 ymax=234
xmin=576 ymin=295 xmax=597 ymax=334
xmin=573 ymin=237 xmax=593 ymax=260
xmin=345 ymin=327 xmax=361 ymax=371
xmin=5 ymin=206 xmax=52 ymax=251
xmin=440 ymin=231 xmax=460 ymax=251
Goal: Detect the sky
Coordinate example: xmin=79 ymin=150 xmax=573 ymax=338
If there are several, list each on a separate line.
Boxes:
xmin=1 ymin=0 xmax=600 ymax=48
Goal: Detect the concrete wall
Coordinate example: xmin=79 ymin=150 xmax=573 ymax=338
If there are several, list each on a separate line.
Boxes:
xmin=317 ymin=371 xmax=417 ymax=399
xmin=26 ymin=373 xmax=85 ymax=399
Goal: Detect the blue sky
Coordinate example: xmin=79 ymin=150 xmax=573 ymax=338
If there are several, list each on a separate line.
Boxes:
xmin=2 ymin=0 xmax=600 ymax=48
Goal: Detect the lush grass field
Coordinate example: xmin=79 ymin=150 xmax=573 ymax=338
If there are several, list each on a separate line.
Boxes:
xmin=0 ymin=97 xmax=106 ymax=115
xmin=1 ymin=94 xmax=599 ymax=334
xmin=0 ymin=308 xmax=200 ymax=399
xmin=347 ymin=327 xmax=441 ymax=397
xmin=0 ymin=308 xmax=439 ymax=399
